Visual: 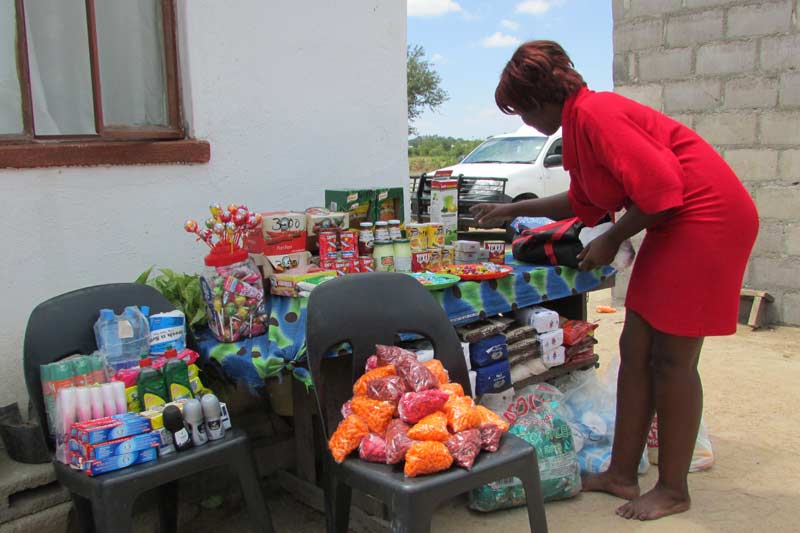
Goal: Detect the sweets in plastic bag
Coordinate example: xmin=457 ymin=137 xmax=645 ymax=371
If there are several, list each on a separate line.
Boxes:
xmin=408 ymin=411 xmax=450 ymax=441
xmin=376 ymin=344 xmax=416 ymax=366
xmin=340 ymin=400 xmax=352 ymax=419
xmin=366 ymin=376 xmax=408 ymax=403
xmin=398 ymin=389 xmax=450 ymax=424
xmin=475 ymin=405 xmax=510 ymax=432
xmin=350 ymin=396 xmax=395 ymax=435
xmin=404 ymin=441 xmax=453 ymax=477
xmin=561 ymin=320 xmax=598 ymax=346
xmin=385 ymin=419 xmax=414 ymax=464
xmin=423 ymin=359 xmax=449 ymax=385
xmin=353 ymin=365 xmax=396 ymax=397
xmin=396 ymin=357 xmax=439 ymax=392
xmin=444 ymin=396 xmax=482 ymax=433
xmin=328 ymin=415 xmax=369 ymax=463
xmin=479 ymin=423 xmax=503 ymax=452
xmin=365 ymin=355 xmax=379 ymax=371
xmin=440 ymin=382 xmax=465 ymax=397
xmin=359 ymin=433 xmax=387 ymax=463
xmin=445 ymin=429 xmax=482 ymax=470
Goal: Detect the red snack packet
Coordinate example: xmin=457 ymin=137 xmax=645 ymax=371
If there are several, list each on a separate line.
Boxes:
xmin=423 ymin=359 xmax=450 ymax=385
xmin=359 ymin=433 xmax=387 ymax=463
xmin=562 ymin=320 xmax=599 ymax=346
xmin=407 ymin=412 xmax=450 ymax=442
xmin=444 ymin=396 xmax=482 ymax=433
xmin=366 ymin=376 xmax=408 ymax=403
xmin=479 ymin=423 xmax=503 ymax=452
xmin=353 ymin=365 xmax=396 ymax=397
xmin=404 ymin=441 xmax=453 ymax=477
xmin=350 ymin=396 xmax=395 ymax=435
xmin=397 ymin=389 xmax=450 ymax=424
xmin=445 ymin=429 xmax=482 ymax=470
xmin=376 ymin=344 xmax=417 ymax=366
xmin=328 ymin=415 xmax=369 ymax=463
xmin=385 ymin=419 xmax=414 ymax=465
xmin=396 ymin=357 xmax=439 ymax=392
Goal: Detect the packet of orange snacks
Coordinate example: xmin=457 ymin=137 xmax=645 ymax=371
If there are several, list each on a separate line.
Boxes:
xmin=407 ymin=411 xmax=450 ymax=441
xmin=440 ymin=382 xmax=464 ymax=397
xmin=444 ymin=396 xmax=481 ymax=433
xmin=350 ymin=396 xmax=395 ymax=435
xmin=474 ymin=405 xmax=510 ymax=432
xmin=423 ymin=360 xmax=449 ymax=384
xmin=352 ymin=365 xmax=396 ymax=397
xmin=328 ymin=415 xmax=369 ymax=463
xmin=404 ymin=441 xmax=453 ymax=477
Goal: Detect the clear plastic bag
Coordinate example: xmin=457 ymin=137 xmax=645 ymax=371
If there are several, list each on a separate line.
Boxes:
xmin=376 ymin=345 xmax=416 ymax=366
xmin=359 ymin=433 xmax=387 ymax=463
xmin=445 ymin=429 xmax=482 ymax=470
xmin=366 ymin=376 xmax=408 ymax=403
xmin=647 ymin=414 xmax=714 ymax=473
xmin=404 ymin=441 xmax=453 ymax=477
xmin=328 ymin=415 xmax=369 ymax=463
xmin=385 ymin=419 xmax=413 ymax=464
xmin=200 ymin=257 xmax=268 ymax=342
xmin=350 ymin=396 xmax=394 ymax=435
xmin=397 ymin=389 xmax=449 ymax=424
xmin=396 ymin=357 xmax=439 ymax=392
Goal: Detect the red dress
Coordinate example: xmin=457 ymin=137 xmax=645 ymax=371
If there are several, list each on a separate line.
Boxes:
xmin=562 ymin=87 xmax=758 ymax=337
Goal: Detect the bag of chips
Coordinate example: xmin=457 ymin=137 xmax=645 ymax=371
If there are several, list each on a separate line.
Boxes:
xmin=396 ymin=356 xmax=439 ymax=392
xmin=350 ymin=396 xmax=395 ymax=435
xmin=408 ymin=411 xmax=450 ymax=441
xmin=385 ymin=419 xmax=414 ymax=465
xmin=440 ymin=382 xmax=465 ymax=397
xmin=366 ymin=376 xmax=408 ymax=403
xmin=561 ymin=320 xmax=598 ymax=346
xmin=398 ymin=389 xmax=449 ymax=424
xmin=353 ymin=365 xmax=396 ymax=397
xmin=423 ymin=359 xmax=449 ymax=385
xmin=359 ymin=433 xmax=387 ymax=463
xmin=479 ymin=423 xmax=503 ymax=452
xmin=475 ymin=405 xmax=510 ymax=432
xmin=444 ymin=396 xmax=482 ymax=433
xmin=376 ymin=344 xmax=417 ymax=366
xmin=445 ymin=429 xmax=482 ymax=470
xmin=328 ymin=415 xmax=369 ymax=463
xmin=404 ymin=441 xmax=453 ymax=477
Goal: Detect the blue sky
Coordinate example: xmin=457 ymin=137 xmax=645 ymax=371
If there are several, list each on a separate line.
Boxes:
xmin=407 ymin=0 xmax=613 ymax=139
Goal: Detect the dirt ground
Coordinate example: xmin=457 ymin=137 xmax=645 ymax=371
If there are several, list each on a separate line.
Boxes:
xmin=189 ymin=289 xmax=800 ymax=532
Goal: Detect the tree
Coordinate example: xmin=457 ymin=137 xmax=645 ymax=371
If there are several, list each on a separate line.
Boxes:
xmin=407 ymin=44 xmax=448 ymax=134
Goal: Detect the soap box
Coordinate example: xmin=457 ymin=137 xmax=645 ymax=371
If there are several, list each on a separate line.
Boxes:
xmin=70 ymin=431 xmax=161 ymax=460
xmin=514 ymin=306 xmax=560 ymax=333
xmin=536 ymin=329 xmax=564 ymax=352
xmin=542 ymin=345 xmax=566 ymax=368
xmin=74 ymin=447 xmax=159 ymax=476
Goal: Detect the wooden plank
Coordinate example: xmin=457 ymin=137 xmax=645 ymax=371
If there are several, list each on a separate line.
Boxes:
xmin=741 ymin=288 xmax=774 ymax=302
xmin=13 ymin=0 xmax=34 ymax=137
xmin=747 ymin=295 xmax=764 ymax=329
xmin=292 ymin=379 xmax=317 ymax=484
xmin=84 ymin=0 xmax=104 ymax=135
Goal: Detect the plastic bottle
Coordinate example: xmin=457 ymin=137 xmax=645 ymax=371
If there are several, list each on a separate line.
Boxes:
xmin=162 ymin=349 xmax=192 ymax=401
xmin=136 ymin=356 xmax=168 ymax=410
xmin=201 ymin=394 xmax=225 ymax=441
xmin=163 ymin=405 xmax=192 ymax=452
xmin=183 ymin=399 xmax=208 ymax=447
xmin=94 ymin=307 xmax=150 ymax=368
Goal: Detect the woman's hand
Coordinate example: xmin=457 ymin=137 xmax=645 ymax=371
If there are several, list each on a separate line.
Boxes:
xmin=470 ymin=203 xmax=514 ymax=227
xmin=577 ymin=233 xmax=620 ymax=271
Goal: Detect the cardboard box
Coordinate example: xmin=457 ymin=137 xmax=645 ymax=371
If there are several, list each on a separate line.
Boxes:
xmin=270 ymin=271 xmax=338 ymax=297
xmin=245 ymin=211 xmax=307 ymax=256
xmin=372 ymin=187 xmax=405 ymax=223
xmin=325 ymin=189 xmax=375 ymax=228
xmin=306 ymin=210 xmax=350 ymax=237
xmin=430 ymin=179 xmax=458 ymax=245
xmin=251 ymin=251 xmax=312 ymax=278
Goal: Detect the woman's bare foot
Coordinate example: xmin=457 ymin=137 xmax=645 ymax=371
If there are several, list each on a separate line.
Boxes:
xmin=616 ymin=484 xmax=690 ymax=520
xmin=581 ymin=471 xmax=640 ymax=500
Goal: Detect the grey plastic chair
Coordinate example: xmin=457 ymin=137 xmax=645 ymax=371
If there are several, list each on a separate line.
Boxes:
xmin=23 ymin=283 xmax=273 ymax=533
xmin=306 ymin=272 xmax=548 ymax=533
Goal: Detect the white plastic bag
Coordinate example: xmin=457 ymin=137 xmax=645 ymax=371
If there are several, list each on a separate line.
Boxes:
xmin=647 ymin=414 xmax=714 ymax=473
xmin=579 ymin=222 xmax=635 ymax=271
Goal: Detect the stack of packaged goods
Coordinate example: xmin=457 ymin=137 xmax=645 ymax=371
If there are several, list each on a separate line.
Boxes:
xmin=506 ymin=306 xmax=565 ymax=383
xmin=456 ymin=321 xmax=512 ymax=397
xmin=561 ymin=319 xmax=599 ymax=365
xmin=68 ymin=413 xmax=158 ymax=476
xmin=405 ymin=222 xmax=454 ymax=273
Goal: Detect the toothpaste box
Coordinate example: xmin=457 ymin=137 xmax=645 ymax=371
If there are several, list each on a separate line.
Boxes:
xmin=71 ymin=414 xmax=151 ymax=445
xmin=73 ymin=447 xmax=159 ymax=476
xmin=70 ymin=431 xmax=161 ymax=460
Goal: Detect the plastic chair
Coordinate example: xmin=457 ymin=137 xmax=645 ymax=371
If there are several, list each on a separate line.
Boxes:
xmin=23 ymin=283 xmax=274 ymax=533
xmin=306 ymin=272 xmax=548 ymax=533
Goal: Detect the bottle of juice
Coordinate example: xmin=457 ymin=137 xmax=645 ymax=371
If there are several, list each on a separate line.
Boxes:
xmin=137 ymin=356 xmax=168 ymax=410
xmin=163 ymin=349 xmax=192 ymax=401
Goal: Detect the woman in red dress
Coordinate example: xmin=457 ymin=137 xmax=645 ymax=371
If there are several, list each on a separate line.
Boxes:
xmin=472 ymin=41 xmax=758 ymax=520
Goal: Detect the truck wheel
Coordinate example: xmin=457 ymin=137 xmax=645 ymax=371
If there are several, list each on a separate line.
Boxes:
xmin=505 ymin=193 xmax=538 ymax=242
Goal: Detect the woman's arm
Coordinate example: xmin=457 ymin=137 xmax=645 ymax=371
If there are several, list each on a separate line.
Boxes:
xmin=470 ymin=191 xmax=575 ymax=227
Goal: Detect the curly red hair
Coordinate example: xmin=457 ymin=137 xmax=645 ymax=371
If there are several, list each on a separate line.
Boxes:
xmin=495 ymin=40 xmax=586 ymax=114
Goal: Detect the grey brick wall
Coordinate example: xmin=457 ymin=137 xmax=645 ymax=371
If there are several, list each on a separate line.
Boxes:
xmin=611 ymin=0 xmax=800 ymax=325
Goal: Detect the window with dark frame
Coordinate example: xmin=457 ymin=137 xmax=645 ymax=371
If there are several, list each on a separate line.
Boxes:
xmin=0 ymin=0 xmax=209 ymax=168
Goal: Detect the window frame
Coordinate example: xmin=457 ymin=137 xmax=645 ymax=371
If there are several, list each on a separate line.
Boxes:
xmin=0 ymin=0 xmax=209 ymax=168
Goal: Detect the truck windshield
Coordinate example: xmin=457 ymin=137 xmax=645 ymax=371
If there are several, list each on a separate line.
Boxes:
xmin=462 ymin=136 xmax=547 ymax=164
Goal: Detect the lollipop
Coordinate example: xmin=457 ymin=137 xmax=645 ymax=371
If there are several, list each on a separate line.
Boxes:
xmin=184 ymin=219 xmax=199 ymax=234
xmin=247 ymin=215 xmax=259 ymax=229
xmin=234 ymin=213 xmax=247 ymax=226
xmin=210 ymin=204 xmax=222 ymax=217
xmin=220 ymin=211 xmax=232 ymax=223
xmin=227 ymin=204 xmax=239 ymax=214
xmin=213 ymin=223 xmax=225 ymax=235
xmin=205 ymin=218 xmax=216 ymax=229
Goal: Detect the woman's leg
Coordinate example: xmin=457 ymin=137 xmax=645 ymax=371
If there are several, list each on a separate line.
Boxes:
xmin=582 ymin=309 xmax=654 ymax=499
xmin=617 ymin=331 xmax=704 ymax=520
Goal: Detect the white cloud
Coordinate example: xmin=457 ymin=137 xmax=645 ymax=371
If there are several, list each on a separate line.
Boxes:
xmin=408 ymin=0 xmax=462 ymax=17
xmin=430 ymin=53 xmax=446 ymax=64
xmin=481 ymin=32 xmax=522 ymax=48
xmin=516 ymin=0 xmax=561 ymax=15
xmin=501 ymin=19 xmax=520 ymax=30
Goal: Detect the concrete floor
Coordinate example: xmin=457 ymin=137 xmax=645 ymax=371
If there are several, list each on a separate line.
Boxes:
xmin=186 ymin=288 xmax=800 ymax=532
